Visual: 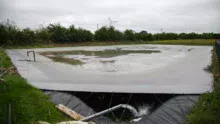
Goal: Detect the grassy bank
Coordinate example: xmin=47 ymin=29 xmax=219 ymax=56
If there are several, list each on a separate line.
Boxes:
xmin=150 ymin=39 xmax=216 ymax=46
xmin=0 ymin=49 xmax=70 ymax=124
xmin=186 ymin=47 xmax=220 ymax=124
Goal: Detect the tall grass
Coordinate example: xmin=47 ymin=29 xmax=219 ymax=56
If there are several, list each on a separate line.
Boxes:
xmin=186 ymin=92 xmax=220 ymax=124
xmin=186 ymin=47 xmax=220 ymax=124
xmin=0 ymin=48 xmax=13 ymax=67
xmin=0 ymin=49 xmax=70 ymax=123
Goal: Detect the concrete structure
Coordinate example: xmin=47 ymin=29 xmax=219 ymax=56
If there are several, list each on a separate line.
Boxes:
xmin=7 ymin=45 xmax=212 ymax=94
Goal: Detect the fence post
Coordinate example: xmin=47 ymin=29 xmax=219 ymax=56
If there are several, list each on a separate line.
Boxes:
xmin=0 ymin=56 xmax=2 ymax=71
xmin=8 ymin=102 xmax=11 ymax=124
xmin=215 ymin=41 xmax=220 ymax=61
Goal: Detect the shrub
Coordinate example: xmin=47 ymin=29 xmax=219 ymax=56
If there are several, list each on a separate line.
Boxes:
xmin=95 ymin=26 xmax=123 ymax=41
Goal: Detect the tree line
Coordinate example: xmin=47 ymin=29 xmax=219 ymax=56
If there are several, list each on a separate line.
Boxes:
xmin=0 ymin=20 xmax=220 ymax=46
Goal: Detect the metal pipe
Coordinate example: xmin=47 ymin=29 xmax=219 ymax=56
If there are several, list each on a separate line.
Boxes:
xmin=27 ymin=51 xmax=36 ymax=62
xmin=80 ymin=104 xmax=138 ymax=122
xmin=33 ymin=51 xmax=36 ymax=62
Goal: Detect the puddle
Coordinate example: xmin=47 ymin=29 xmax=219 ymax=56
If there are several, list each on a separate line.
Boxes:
xmin=41 ymin=49 xmax=160 ymax=58
xmin=100 ymin=60 xmax=116 ymax=64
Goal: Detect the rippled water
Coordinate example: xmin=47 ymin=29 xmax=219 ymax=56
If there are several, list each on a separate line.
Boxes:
xmin=63 ymin=45 xmax=186 ymax=73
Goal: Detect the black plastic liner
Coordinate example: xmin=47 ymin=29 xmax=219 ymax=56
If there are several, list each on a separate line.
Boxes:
xmin=44 ymin=91 xmax=199 ymax=124
xmin=138 ymin=95 xmax=199 ymax=124
xmin=44 ymin=91 xmax=117 ymax=124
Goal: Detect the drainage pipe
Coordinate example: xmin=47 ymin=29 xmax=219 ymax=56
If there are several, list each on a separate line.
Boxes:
xmin=80 ymin=104 xmax=138 ymax=122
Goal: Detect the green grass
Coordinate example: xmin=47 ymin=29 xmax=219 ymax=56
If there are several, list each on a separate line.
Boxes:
xmin=186 ymin=92 xmax=220 ymax=124
xmin=149 ymin=39 xmax=216 ymax=46
xmin=0 ymin=49 xmax=13 ymax=68
xmin=186 ymin=47 xmax=220 ymax=124
xmin=0 ymin=49 xmax=70 ymax=124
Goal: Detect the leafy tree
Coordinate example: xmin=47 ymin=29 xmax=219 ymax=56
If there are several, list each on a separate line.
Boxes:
xmin=94 ymin=26 xmax=109 ymax=41
xmin=21 ymin=28 xmax=36 ymax=44
xmin=136 ymin=31 xmax=153 ymax=41
xmin=213 ymin=33 xmax=220 ymax=39
xmin=0 ymin=20 xmax=18 ymax=45
xmin=0 ymin=19 xmax=220 ymax=46
xmin=108 ymin=26 xmax=123 ymax=41
xmin=68 ymin=25 xmax=78 ymax=42
xmin=47 ymin=24 xmax=69 ymax=43
xmin=36 ymin=27 xmax=51 ymax=43
xmin=123 ymin=29 xmax=136 ymax=41
xmin=95 ymin=26 xmax=123 ymax=41
xmin=76 ymin=28 xmax=93 ymax=42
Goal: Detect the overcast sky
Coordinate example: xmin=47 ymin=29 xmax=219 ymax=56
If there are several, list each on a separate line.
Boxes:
xmin=0 ymin=0 xmax=220 ymax=33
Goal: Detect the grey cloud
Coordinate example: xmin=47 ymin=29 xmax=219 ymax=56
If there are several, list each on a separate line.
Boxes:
xmin=0 ymin=0 xmax=219 ymax=33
